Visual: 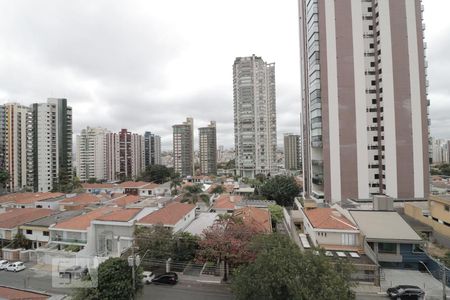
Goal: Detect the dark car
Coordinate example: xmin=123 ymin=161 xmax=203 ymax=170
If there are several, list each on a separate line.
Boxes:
xmin=151 ymin=272 xmax=178 ymax=285
xmin=387 ymin=285 xmax=425 ymax=299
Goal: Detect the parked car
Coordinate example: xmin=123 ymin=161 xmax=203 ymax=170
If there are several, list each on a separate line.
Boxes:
xmin=142 ymin=271 xmax=155 ymax=284
xmin=0 ymin=260 xmax=9 ymax=270
xmin=151 ymin=272 xmax=178 ymax=285
xmin=6 ymin=261 xmax=26 ymax=272
xmin=387 ymin=285 xmax=425 ymax=299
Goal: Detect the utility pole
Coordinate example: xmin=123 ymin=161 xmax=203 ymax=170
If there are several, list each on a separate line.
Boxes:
xmin=443 ymin=261 xmax=447 ymax=300
xmin=131 ymin=239 xmax=135 ymax=300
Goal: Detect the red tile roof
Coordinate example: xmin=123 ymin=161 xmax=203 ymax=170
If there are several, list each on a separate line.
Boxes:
xmin=138 ymin=202 xmax=195 ymax=226
xmin=233 ymin=207 xmax=272 ymax=233
xmin=0 ymin=286 xmax=49 ymax=300
xmin=0 ymin=208 xmax=54 ymax=229
xmin=113 ymin=195 xmax=140 ymax=207
xmin=52 ymin=207 xmax=121 ymax=231
xmin=141 ymin=182 xmax=160 ymax=189
xmin=0 ymin=192 xmax=65 ymax=205
xmin=305 ymin=208 xmax=357 ymax=230
xmin=59 ymin=193 xmax=101 ymax=205
xmin=118 ymin=181 xmax=149 ymax=188
xmin=212 ymin=194 xmax=241 ymax=210
xmin=95 ymin=208 xmax=141 ymax=222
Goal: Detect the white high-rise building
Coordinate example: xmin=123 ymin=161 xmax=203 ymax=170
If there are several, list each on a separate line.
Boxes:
xmin=76 ymin=127 xmax=109 ymax=182
xmin=233 ymin=55 xmax=277 ymax=178
xmin=32 ymin=98 xmax=72 ymax=192
xmin=106 ymin=132 xmax=120 ymax=182
xmin=199 ymin=121 xmax=217 ymax=175
xmin=144 ymin=132 xmax=162 ymax=167
xmin=1 ymin=103 xmax=33 ymax=192
xmin=173 ymin=117 xmax=194 ymax=177
xmin=299 ymin=0 xmax=430 ymax=203
xmin=284 ymin=133 xmax=302 ymax=171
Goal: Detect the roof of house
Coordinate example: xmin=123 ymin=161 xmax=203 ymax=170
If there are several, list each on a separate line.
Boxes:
xmin=95 ymin=208 xmax=141 ymax=222
xmin=113 ymin=195 xmax=140 ymax=207
xmin=59 ymin=193 xmax=101 ymax=205
xmin=233 ymin=207 xmax=272 ymax=233
xmin=141 ymin=182 xmax=160 ymax=189
xmin=0 ymin=208 xmax=54 ymax=229
xmin=0 ymin=286 xmax=50 ymax=300
xmin=117 ymin=181 xmax=149 ymax=188
xmin=349 ymin=210 xmax=422 ymax=241
xmin=0 ymin=192 xmax=65 ymax=205
xmin=137 ymin=202 xmax=195 ymax=226
xmin=52 ymin=206 xmax=121 ymax=231
xmin=81 ymin=183 xmax=115 ymax=189
xmin=24 ymin=210 xmax=85 ymax=227
xmin=183 ymin=212 xmax=218 ymax=235
xmin=212 ymin=194 xmax=241 ymax=210
xmin=305 ymin=208 xmax=358 ymax=231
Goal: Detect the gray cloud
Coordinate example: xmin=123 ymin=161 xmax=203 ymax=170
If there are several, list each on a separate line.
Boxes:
xmin=0 ymin=0 xmax=447 ymax=151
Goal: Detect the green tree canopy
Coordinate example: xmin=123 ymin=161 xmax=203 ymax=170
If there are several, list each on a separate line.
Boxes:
xmin=72 ymin=257 xmax=142 ymax=300
xmin=135 ymin=225 xmax=173 ymax=260
xmin=209 ymin=184 xmax=225 ymax=194
xmin=232 ymin=234 xmax=355 ymax=300
xmin=172 ymin=232 xmax=200 ymax=262
xmin=139 ymin=165 xmax=173 ymax=184
xmin=259 ymin=175 xmax=301 ymax=207
xmin=12 ymin=232 xmax=32 ymax=249
xmin=0 ymin=169 xmax=9 ymax=185
xmin=268 ymin=204 xmax=283 ymax=224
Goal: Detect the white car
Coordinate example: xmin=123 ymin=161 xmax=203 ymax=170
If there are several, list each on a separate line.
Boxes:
xmin=142 ymin=271 xmax=155 ymax=284
xmin=6 ymin=261 xmax=26 ymax=272
xmin=0 ymin=260 xmax=9 ymax=270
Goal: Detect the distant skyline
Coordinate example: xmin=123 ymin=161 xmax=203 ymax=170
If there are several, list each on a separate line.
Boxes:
xmin=0 ymin=0 xmax=447 ymax=150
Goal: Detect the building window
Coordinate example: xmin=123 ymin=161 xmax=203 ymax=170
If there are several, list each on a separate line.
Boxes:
xmin=445 ymin=205 xmax=449 ymax=212
xmin=378 ymin=243 xmax=396 ymax=254
xmin=26 ymin=229 xmax=33 ymax=235
xmin=43 ymin=231 xmax=49 ymax=236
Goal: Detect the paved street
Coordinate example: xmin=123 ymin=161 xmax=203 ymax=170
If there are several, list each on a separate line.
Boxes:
xmin=0 ymin=263 xmax=68 ymax=296
xmin=139 ymin=281 xmax=234 ymax=300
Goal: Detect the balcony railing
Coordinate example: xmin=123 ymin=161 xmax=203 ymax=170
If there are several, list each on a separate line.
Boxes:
xmin=51 ymin=237 xmax=87 ymax=244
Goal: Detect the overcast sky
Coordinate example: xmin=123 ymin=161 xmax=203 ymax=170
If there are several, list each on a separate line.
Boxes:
xmin=0 ymin=0 xmax=447 ymax=150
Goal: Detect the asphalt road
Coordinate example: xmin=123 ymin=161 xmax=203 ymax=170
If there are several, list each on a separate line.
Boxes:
xmin=139 ymin=281 xmax=234 ymax=300
xmin=0 ymin=264 xmax=68 ymax=296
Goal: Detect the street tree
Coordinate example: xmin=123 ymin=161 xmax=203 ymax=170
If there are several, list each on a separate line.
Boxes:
xmin=196 ymin=217 xmax=259 ymax=279
xmin=135 ymin=225 xmax=173 ymax=260
xmin=72 ymin=257 xmax=142 ymax=300
xmin=232 ymin=234 xmax=355 ymax=300
xmin=172 ymin=232 xmax=200 ymax=262
xmin=259 ymin=175 xmax=301 ymax=207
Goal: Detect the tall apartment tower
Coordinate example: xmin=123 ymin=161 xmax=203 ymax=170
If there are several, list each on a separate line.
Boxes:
xmin=299 ymin=0 xmax=430 ymax=203
xmin=1 ymin=103 xmax=33 ymax=191
xmin=116 ymin=129 xmax=144 ymax=181
xmin=32 ymin=98 xmax=73 ymax=192
xmin=144 ymin=132 xmax=162 ymax=167
xmin=76 ymin=127 xmax=109 ymax=182
xmin=199 ymin=121 xmax=217 ymax=175
xmin=105 ymin=132 xmax=120 ymax=181
xmin=0 ymin=106 xmax=5 ymax=172
xmin=284 ymin=133 xmax=302 ymax=171
xmin=233 ymin=55 xmax=277 ymax=178
xmin=173 ymin=117 xmax=194 ymax=177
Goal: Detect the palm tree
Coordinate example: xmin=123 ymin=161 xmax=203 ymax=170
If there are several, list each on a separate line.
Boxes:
xmin=180 ymin=184 xmax=209 ymax=205
xmin=170 ymin=173 xmax=183 ymax=195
